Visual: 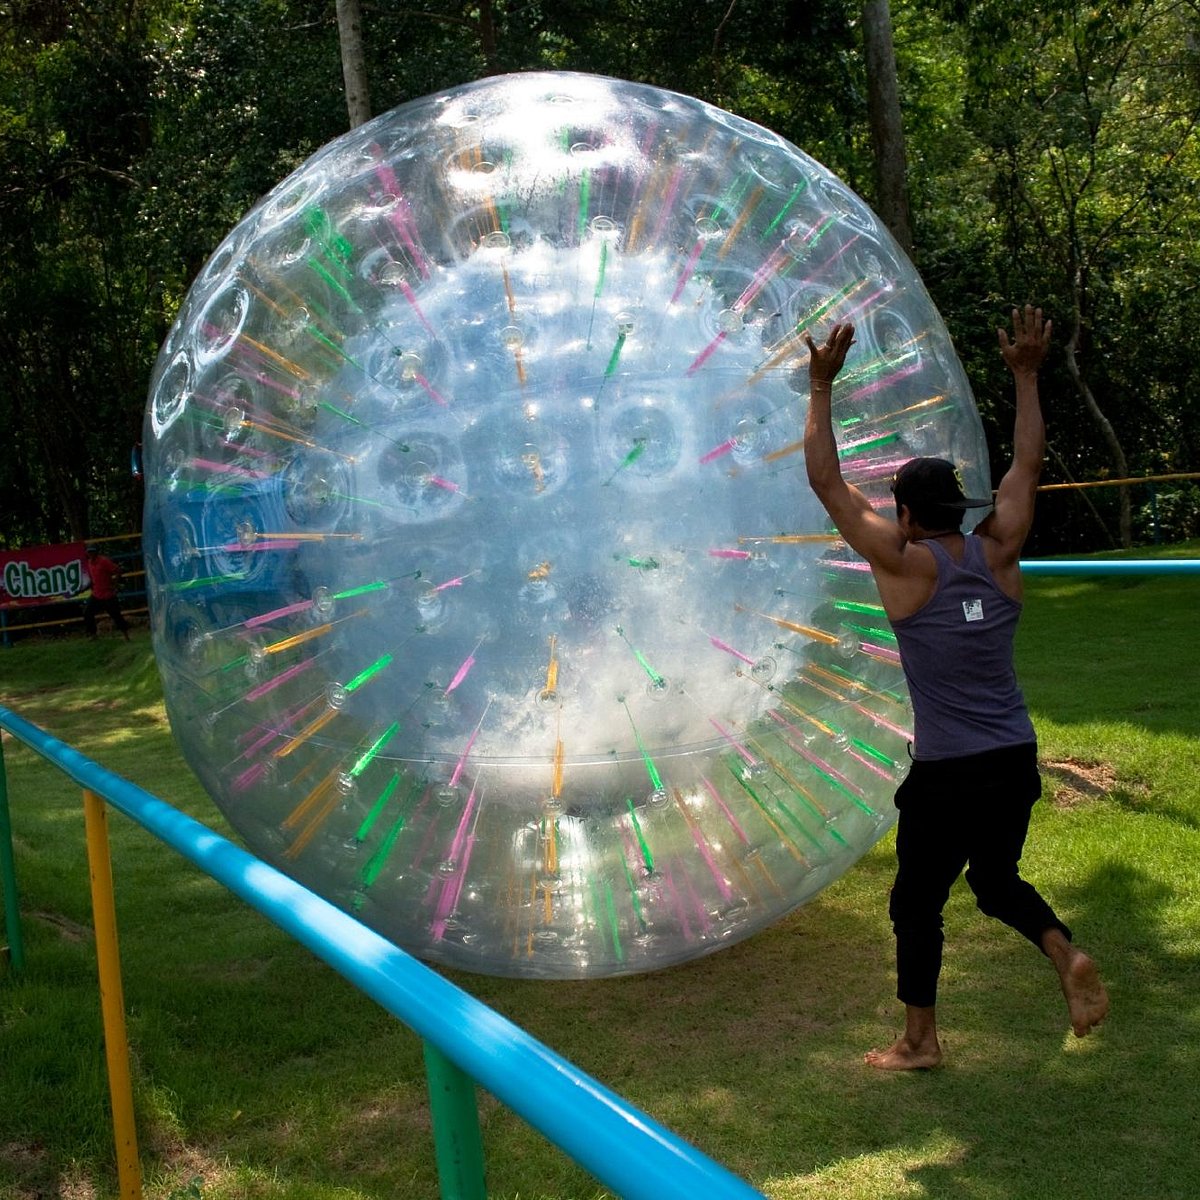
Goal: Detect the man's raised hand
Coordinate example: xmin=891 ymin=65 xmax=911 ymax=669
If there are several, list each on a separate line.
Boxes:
xmin=804 ymin=322 xmax=856 ymax=386
xmin=998 ymin=304 xmax=1051 ymax=378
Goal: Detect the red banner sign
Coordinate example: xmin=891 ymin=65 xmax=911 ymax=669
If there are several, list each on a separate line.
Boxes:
xmin=0 ymin=541 xmax=88 ymax=608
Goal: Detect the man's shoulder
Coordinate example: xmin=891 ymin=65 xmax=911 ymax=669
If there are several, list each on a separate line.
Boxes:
xmin=869 ymin=539 xmax=938 ymax=581
xmin=970 ymin=528 xmax=1021 ymax=570
xmin=870 ymin=542 xmax=940 ymax=621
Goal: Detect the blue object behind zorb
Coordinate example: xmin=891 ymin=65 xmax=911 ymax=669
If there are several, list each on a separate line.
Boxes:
xmin=143 ymin=72 xmax=988 ymax=978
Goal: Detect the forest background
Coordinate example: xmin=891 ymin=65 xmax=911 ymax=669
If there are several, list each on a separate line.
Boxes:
xmin=2 ymin=0 xmax=1199 ymax=557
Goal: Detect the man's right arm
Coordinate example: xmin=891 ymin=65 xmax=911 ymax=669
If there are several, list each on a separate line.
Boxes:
xmin=803 ymin=324 xmax=908 ymax=573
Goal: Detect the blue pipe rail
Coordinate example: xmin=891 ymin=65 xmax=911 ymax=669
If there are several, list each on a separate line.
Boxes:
xmin=0 ymin=704 xmax=765 ymax=1200
xmin=1019 ymin=558 xmax=1200 ymax=575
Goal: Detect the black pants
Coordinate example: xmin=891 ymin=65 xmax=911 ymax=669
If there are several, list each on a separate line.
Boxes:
xmin=83 ymin=596 xmax=128 ymax=637
xmin=889 ymin=742 xmax=1071 ymax=1008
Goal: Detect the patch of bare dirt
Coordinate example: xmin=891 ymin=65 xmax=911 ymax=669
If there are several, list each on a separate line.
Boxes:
xmin=1 ymin=1140 xmax=53 ymax=1200
xmin=145 ymin=1146 xmax=228 ymax=1197
xmin=1042 ymin=757 xmax=1118 ymax=807
xmin=1 ymin=686 xmax=70 ymax=704
xmin=56 ymin=1167 xmax=97 ymax=1200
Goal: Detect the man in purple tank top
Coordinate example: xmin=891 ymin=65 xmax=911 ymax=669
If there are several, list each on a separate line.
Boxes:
xmin=803 ymin=306 xmax=1108 ymax=1069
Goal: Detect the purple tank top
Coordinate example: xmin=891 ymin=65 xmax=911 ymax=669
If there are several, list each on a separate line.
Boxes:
xmin=890 ymin=534 xmax=1036 ymax=761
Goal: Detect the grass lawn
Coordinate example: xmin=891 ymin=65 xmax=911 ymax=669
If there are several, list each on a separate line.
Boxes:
xmin=1 ymin=543 xmax=1198 ymax=1200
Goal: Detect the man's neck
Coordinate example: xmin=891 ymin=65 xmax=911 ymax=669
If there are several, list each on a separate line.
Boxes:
xmin=911 ymin=528 xmax=962 ymax=542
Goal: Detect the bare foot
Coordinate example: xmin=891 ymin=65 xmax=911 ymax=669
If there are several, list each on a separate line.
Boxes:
xmin=1060 ymin=949 xmax=1109 ymax=1037
xmin=864 ymin=1035 xmax=943 ymax=1071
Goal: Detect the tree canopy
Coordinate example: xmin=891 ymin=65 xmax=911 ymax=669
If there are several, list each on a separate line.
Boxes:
xmin=2 ymin=0 xmax=1197 ymax=550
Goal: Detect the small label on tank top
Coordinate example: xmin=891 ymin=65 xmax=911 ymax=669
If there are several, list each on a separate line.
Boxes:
xmin=962 ymin=599 xmax=984 ymax=622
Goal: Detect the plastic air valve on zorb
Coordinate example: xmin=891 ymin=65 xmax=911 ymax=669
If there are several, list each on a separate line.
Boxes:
xmin=142 ymin=71 xmax=989 ymax=978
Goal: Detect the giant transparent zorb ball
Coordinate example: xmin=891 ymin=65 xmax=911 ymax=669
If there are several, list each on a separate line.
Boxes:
xmin=143 ymin=72 xmax=989 ymax=978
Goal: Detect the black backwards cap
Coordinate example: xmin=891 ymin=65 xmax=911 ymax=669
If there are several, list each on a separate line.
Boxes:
xmin=890 ymin=457 xmax=993 ymax=513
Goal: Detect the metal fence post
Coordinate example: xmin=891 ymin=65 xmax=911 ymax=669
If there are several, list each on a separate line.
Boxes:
xmin=423 ymin=1040 xmax=487 ymax=1200
xmin=81 ymin=788 xmax=143 ymax=1199
xmin=0 ymin=737 xmax=25 ymax=975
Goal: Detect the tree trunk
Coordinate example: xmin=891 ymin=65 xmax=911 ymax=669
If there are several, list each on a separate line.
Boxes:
xmin=44 ymin=335 xmax=90 ymax=541
xmin=1064 ymin=271 xmax=1132 ymax=547
xmin=335 ymin=0 xmax=371 ymax=129
xmin=861 ymin=0 xmax=914 ymax=255
xmin=477 ymin=0 xmax=499 ymax=74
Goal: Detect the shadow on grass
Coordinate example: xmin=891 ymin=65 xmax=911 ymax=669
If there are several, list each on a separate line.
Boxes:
xmin=12 ymin=695 xmax=1189 ymax=1200
xmin=740 ymin=855 xmax=1195 ymax=1200
xmin=3 ymin=679 xmax=897 ymax=1200
xmin=5 ymin=630 xmax=1197 ymax=1200
xmin=463 ymin=845 xmax=1198 ymax=1199
xmin=452 ymin=851 xmax=902 ymax=1192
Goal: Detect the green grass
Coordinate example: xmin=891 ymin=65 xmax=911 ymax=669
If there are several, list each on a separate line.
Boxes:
xmin=1 ymin=544 xmax=1199 ymax=1200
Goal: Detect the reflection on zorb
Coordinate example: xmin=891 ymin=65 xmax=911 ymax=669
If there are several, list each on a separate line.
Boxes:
xmin=144 ymin=72 xmax=989 ymax=978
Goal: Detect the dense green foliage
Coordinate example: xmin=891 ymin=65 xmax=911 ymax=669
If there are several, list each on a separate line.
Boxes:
xmin=2 ymin=0 xmax=1198 ymax=550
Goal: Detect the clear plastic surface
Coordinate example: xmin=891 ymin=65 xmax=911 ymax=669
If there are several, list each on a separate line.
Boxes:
xmin=143 ymin=72 xmax=989 ymax=977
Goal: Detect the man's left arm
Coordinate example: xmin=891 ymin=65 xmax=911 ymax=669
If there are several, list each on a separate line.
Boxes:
xmin=976 ymin=305 xmax=1050 ymax=568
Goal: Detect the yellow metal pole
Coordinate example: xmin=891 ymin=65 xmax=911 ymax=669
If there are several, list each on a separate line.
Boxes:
xmin=82 ymin=788 xmax=143 ymax=1200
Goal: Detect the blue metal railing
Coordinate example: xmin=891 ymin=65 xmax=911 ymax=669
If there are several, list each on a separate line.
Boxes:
xmin=1018 ymin=558 xmax=1200 ymax=575
xmin=0 ymin=704 xmax=766 ymax=1200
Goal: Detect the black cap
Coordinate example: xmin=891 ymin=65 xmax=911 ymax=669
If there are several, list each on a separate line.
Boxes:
xmin=891 ymin=457 xmax=992 ymax=512
xmin=85 ymin=544 xmax=98 ymax=554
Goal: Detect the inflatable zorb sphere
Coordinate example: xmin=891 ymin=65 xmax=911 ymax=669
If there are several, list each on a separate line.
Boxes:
xmin=143 ymin=72 xmax=989 ymax=978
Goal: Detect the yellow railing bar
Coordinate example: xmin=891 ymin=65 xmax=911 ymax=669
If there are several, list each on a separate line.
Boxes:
xmin=81 ymin=787 xmax=143 ymax=1200
xmin=1037 ymin=470 xmax=1200 ymax=492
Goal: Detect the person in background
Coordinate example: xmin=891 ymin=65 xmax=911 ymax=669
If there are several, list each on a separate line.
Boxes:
xmin=82 ymin=544 xmax=130 ymax=641
xmin=802 ymin=305 xmax=1108 ymax=1069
